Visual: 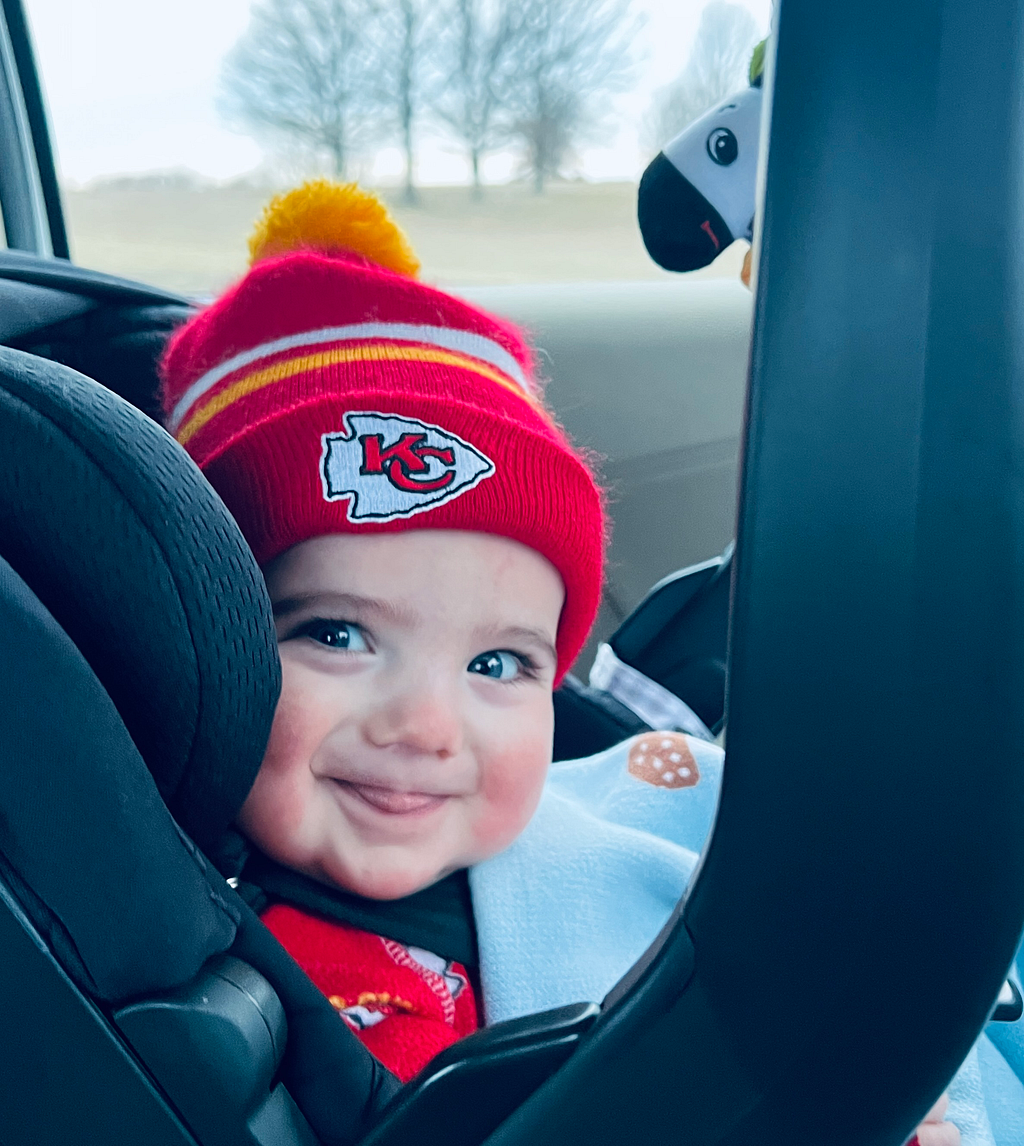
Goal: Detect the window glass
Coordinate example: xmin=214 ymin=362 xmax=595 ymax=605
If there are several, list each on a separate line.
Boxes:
xmin=22 ymin=0 xmax=767 ymax=295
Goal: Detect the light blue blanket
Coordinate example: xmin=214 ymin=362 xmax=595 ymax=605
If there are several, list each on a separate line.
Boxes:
xmin=468 ymin=733 xmax=1024 ymax=1145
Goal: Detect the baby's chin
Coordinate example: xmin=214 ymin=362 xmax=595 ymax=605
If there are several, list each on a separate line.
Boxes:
xmin=319 ymin=854 xmax=460 ymax=901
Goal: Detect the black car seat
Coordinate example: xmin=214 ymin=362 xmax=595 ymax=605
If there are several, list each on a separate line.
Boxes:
xmin=555 ymin=547 xmax=733 ymax=761
xmin=604 ymin=548 xmax=731 ymax=736
xmin=0 ymin=248 xmax=193 ymax=421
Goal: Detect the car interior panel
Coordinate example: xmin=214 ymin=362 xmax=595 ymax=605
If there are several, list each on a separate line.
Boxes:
xmin=0 ymin=0 xmax=65 ymax=255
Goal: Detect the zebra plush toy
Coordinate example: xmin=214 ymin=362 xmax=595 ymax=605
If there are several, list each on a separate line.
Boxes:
xmin=638 ymin=41 xmax=766 ymax=274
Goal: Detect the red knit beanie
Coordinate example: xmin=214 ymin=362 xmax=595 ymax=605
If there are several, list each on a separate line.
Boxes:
xmin=160 ymin=181 xmax=605 ymax=682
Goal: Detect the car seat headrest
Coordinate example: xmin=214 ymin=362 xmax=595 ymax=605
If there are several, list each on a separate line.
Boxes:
xmin=0 ymin=346 xmax=281 ymax=852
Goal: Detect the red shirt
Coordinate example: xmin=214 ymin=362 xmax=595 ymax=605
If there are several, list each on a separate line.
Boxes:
xmin=262 ymin=902 xmax=479 ymax=1082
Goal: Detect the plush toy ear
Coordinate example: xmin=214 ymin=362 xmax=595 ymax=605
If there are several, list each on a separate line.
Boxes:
xmin=749 ymin=38 xmax=767 ymax=86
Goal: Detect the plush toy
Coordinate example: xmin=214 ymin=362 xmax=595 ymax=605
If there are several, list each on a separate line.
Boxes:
xmin=638 ymin=40 xmax=766 ymax=282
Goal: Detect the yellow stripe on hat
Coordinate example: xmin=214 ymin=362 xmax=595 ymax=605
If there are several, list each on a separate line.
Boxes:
xmin=175 ymin=343 xmax=540 ymax=446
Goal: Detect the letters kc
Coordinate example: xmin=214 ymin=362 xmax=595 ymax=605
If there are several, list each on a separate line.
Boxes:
xmin=320 ymin=412 xmax=496 ymax=522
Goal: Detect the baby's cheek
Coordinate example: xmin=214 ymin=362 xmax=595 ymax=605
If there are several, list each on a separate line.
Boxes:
xmin=264 ymin=667 xmax=328 ymax=767
xmin=239 ymin=688 xmax=322 ymax=850
xmin=470 ymin=737 xmax=550 ymax=858
xmin=240 ymin=766 xmax=306 ymax=847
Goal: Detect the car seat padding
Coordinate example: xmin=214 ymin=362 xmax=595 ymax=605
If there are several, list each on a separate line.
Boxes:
xmin=0 ymin=876 xmax=200 ymax=1145
xmin=609 ymin=549 xmax=731 ymax=734
xmin=0 ymin=345 xmax=280 ymax=851
xmin=0 ymin=554 xmax=238 ymax=1002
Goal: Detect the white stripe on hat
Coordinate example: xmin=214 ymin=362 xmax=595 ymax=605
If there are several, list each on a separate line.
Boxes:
xmin=167 ymin=322 xmax=531 ymax=433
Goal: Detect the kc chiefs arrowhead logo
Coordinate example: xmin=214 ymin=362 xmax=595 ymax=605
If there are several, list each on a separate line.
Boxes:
xmin=320 ymin=412 xmax=496 ymax=522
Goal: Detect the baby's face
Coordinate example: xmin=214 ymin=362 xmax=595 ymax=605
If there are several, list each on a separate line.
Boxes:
xmin=238 ymin=530 xmax=564 ymax=900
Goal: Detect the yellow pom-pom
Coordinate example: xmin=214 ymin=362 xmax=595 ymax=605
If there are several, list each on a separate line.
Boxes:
xmin=248 ymin=179 xmax=420 ymax=278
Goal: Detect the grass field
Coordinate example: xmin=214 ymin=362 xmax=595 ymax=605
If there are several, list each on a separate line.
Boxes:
xmin=62 ymin=178 xmax=748 ymax=296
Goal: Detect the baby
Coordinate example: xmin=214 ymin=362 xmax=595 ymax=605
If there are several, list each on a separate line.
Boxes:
xmin=160 ymin=179 xmax=601 ymax=1080
xmin=159 ymin=181 xmax=958 ymax=1144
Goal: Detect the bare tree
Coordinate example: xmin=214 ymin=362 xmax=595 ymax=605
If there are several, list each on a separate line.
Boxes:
xmin=645 ymin=2 xmax=761 ymax=152
xmin=499 ymin=0 xmax=638 ymax=194
xmin=431 ymin=0 xmax=517 ymax=197
xmin=365 ymin=0 xmax=435 ymax=204
xmin=219 ymin=0 xmax=372 ymax=178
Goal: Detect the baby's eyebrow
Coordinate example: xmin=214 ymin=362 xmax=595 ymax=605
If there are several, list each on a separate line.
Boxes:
xmin=271 ymin=591 xmax=414 ymax=625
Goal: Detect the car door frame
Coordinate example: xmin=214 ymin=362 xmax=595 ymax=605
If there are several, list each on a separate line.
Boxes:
xmin=0 ymin=0 xmax=67 ymax=257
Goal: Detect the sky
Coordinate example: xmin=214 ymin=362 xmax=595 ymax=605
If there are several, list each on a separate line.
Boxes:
xmin=22 ymin=0 xmax=772 ymax=187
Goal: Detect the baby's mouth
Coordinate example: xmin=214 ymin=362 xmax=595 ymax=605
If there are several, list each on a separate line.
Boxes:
xmin=339 ymin=781 xmax=447 ymax=816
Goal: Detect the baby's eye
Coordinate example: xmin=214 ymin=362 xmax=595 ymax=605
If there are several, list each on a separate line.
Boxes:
xmin=467 ymin=650 xmax=525 ymax=681
xmin=297 ymin=620 xmax=369 ymax=652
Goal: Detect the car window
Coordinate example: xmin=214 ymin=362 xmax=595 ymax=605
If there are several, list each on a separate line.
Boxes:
xmin=22 ymin=0 xmax=767 ymax=295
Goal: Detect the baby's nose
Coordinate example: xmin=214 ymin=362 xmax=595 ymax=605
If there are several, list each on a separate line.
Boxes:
xmin=363 ymin=675 xmax=464 ymax=759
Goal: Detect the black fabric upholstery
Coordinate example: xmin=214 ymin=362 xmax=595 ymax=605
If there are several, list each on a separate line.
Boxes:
xmin=551 ymin=674 xmax=649 ymax=761
xmin=14 ymin=301 xmax=193 ymax=424
xmin=610 ymin=551 xmax=731 ymax=734
xmin=0 ymin=346 xmax=280 ymax=851
xmin=0 ymin=555 xmax=238 ymax=1003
